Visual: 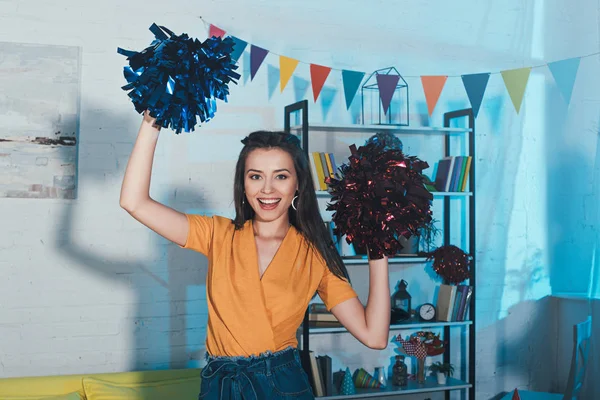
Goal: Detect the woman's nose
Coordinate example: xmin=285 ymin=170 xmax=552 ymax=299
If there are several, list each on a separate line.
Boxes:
xmin=260 ymin=180 xmax=274 ymax=193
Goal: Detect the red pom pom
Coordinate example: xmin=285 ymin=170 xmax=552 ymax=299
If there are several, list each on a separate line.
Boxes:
xmin=426 ymin=245 xmax=471 ymax=284
xmin=326 ymin=141 xmax=433 ymax=260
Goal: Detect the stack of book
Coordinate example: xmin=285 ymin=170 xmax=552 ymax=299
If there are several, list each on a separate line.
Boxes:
xmin=436 ymin=284 xmax=473 ymax=322
xmin=308 ymin=351 xmax=333 ymax=397
xmin=310 ymin=152 xmax=339 ymax=191
xmin=434 ymin=156 xmax=472 ymax=192
xmin=308 ymin=303 xmax=342 ymax=328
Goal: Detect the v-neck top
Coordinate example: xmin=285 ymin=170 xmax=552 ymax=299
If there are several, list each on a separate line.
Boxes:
xmin=182 ymin=214 xmax=358 ymax=357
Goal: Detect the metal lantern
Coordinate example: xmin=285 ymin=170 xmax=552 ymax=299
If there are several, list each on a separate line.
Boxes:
xmin=391 ymin=279 xmax=412 ymax=322
xmin=361 ymin=67 xmax=409 ymax=126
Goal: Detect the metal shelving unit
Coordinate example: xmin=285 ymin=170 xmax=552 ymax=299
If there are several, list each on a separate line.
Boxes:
xmin=284 ymin=100 xmax=476 ymax=400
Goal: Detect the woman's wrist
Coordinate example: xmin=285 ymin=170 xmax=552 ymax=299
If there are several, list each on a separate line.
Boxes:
xmin=142 ymin=110 xmax=161 ymax=131
xmin=367 ymin=248 xmax=388 ymax=263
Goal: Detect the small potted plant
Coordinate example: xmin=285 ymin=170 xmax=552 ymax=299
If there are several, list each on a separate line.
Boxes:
xmin=418 ymin=218 xmax=441 ymax=254
xmin=429 ymin=362 xmax=454 ymax=385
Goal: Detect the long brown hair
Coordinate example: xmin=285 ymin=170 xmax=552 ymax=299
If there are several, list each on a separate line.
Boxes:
xmin=232 ymin=130 xmax=350 ymax=281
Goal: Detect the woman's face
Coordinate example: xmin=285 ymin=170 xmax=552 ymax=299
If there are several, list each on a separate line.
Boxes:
xmin=244 ymin=148 xmax=298 ymax=223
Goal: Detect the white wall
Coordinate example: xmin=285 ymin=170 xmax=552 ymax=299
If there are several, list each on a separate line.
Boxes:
xmin=0 ymin=1 xmax=598 ymax=399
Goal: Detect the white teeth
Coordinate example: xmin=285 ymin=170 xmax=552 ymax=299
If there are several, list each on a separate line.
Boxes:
xmin=258 ymin=199 xmax=281 ymax=205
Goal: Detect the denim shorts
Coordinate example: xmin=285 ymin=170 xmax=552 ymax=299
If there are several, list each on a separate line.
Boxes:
xmin=199 ymin=347 xmax=315 ymax=400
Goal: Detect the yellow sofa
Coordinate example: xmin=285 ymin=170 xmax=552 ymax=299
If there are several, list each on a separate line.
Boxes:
xmin=0 ymin=368 xmax=202 ymax=400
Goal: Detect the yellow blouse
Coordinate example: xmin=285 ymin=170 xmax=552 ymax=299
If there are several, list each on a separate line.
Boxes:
xmin=182 ymin=214 xmax=358 ymax=357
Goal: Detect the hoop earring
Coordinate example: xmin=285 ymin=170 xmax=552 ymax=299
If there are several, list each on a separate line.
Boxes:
xmin=291 ymin=195 xmax=298 ymax=211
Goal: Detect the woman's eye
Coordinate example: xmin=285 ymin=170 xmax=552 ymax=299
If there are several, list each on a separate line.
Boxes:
xmin=250 ymin=174 xmax=261 ymax=180
xmin=276 ymin=174 xmax=288 ymax=180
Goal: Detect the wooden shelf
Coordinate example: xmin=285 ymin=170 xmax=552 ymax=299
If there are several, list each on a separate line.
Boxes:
xmin=316 ymin=190 xmax=472 ymax=197
xmin=304 ymin=320 xmax=472 ymax=335
xmin=290 ymin=123 xmax=472 ymax=134
xmin=320 ymin=376 xmax=471 ymax=399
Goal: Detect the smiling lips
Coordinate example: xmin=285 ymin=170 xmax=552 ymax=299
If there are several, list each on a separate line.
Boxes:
xmin=257 ymin=198 xmax=281 ymax=210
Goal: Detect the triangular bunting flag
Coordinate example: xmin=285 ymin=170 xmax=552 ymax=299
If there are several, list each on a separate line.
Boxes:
xmin=230 ymin=37 xmax=248 ymax=62
xmin=461 ymin=73 xmax=490 ymax=118
xmin=279 ymin=56 xmax=299 ymax=92
xmin=310 ymin=64 xmax=332 ymax=102
xmin=209 ymin=24 xmax=225 ymax=39
xmin=376 ymin=74 xmax=400 ymax=115
xmin=511 ymin=388 xmax=521 ymax=400
xmin=501 ymin=67 xmax=531 ymax=113
xmin=342 ymin=70 xmax=365 ymax=109
xmin=548 ymin=57 xmax=580 ymax=104
xmin=421 ymin=75 xmax=448 ymax=116
xmin=250 ymin=45 xmax=269 ymax=81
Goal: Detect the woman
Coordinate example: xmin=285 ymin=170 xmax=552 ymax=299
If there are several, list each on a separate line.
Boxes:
xmin=120 ymin=111 xmax=391 ymax=399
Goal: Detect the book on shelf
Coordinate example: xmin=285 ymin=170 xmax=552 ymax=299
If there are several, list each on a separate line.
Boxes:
xmin=307 ymin=303 xmax=342 ymax=327
xmin=333 ymin=370 xmax=345 ymax=394
xmin=309 ymin=312 xmax=338 ymax=323
xmin=308 ymin=351 xmax=324 ymax=396
xmin=434 ymin=155 xmax=472 ymax=192
xmin=437 ymin=284 xmax=472 ymax=322
xmin=310 ymin=151 xmax=339 ymax=191
xmin=309 ymin=320 xmax=344 ymax=328
xmin=311 ymin=152 xmax=326 ymax=191
xmin=455 ymin=285 xmax=473 ymax=321
xmin=309 ymin=303 xmax=330 ymax=313
xmin=317 ymin=355 xmax=333 ymax=396
xmin=307 ymin=351 xmax=333 ymax=397
xmin=436 ymin=284 xmax=456 ymax=321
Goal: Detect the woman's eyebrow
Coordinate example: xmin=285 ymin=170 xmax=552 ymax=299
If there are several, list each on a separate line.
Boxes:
xmin=246 ymin=168 xmax=291 ymax=173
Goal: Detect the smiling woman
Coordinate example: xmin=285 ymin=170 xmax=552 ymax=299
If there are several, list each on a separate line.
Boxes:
xmin=231 ymin=131 xmax=353 ymax=281
xmin=119 ymin=118 xmax=390 ymax=399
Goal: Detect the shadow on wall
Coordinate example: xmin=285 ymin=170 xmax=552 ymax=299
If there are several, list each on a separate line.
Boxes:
xmin=489 ymin=296 xmax=599 ymax=400
xmin=53 ymin=108 xmax=210 ymax=371
xmin=487 ymin=91 xmax=600 ymax=399
xmin=487 ymin=296 xmax=558 ymax=399
xmin=543 ymin=83 xmax=599 ymax=398
xmin=470 ymin=92 xmax=522 ymax=400
xmin=545 ymin=102 xmax=598 ymax=296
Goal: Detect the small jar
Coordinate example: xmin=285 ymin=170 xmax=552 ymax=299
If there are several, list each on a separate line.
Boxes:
xmin=392 ymin=355 xmax=408 ymax=386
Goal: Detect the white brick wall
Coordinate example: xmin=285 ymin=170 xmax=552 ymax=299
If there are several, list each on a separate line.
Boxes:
xmin=1 ymin=1 xmax=598 ymax=399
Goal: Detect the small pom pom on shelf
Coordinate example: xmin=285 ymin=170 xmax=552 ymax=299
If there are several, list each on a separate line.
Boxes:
xmin=425 ymin=244 xmax=472 ymax=284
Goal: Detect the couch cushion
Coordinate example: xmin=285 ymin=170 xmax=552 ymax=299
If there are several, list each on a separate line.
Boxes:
xmin=0 ymin=368 xmax=201 ymax=399
xmin=2 ymin=392 xmax=82 ymax=400
xmin=82 ymin=376 xmax=200 ymax=400
xmin=0 ymin=374 xmax=87 ymax=399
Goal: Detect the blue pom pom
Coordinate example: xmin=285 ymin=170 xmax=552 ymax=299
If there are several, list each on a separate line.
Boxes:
xmin=117 ymin=23 xmax=240 ymax=133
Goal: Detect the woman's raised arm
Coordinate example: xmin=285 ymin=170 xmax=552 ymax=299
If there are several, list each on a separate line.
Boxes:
xmin=119 ymin=111 xmax=189 ymax=247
